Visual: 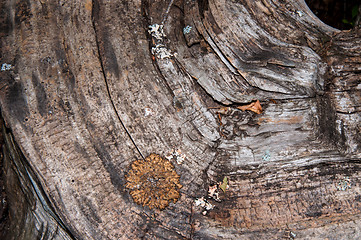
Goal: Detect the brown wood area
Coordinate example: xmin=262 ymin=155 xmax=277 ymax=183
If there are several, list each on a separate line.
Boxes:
xmin=0 ymin=0 xmax=360 ymax=239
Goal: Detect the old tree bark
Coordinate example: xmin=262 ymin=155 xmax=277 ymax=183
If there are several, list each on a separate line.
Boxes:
xmin=0 ymin=0 xmax=360 ymax=239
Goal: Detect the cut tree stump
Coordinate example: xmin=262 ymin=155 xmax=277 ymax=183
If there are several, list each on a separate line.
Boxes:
xmin=0 ymin=0 xmax=360 ymax=239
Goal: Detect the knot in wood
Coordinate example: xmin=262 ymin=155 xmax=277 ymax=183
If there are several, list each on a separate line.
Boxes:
xmin=125 ymin=153 xmax=182 ymax=210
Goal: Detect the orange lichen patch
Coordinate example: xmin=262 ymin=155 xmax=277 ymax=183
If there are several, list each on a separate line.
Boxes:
xmin=237 ymin=100 xmax=262 ymax=114
xmin=125 ymin=153 xmax=182 ymax=210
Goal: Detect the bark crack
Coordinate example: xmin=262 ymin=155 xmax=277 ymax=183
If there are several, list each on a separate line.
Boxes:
xmin=91 ymin=0 xmax=145 ymax=160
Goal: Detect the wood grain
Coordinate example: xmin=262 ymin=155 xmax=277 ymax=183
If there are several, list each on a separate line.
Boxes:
xmin=0 ymin=0 xmax=360 ymax=239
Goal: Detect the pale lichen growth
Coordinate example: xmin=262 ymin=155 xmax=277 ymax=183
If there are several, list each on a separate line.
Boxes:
xmin=183 ymin=25 xmax=192 ymax=34
xmin=125 ymin=153 xmax=182 ymax=210
xmin=148 ymin=23 xmax=175 ymax=59
xmin=195 ymin=197 xmax=214 ymax=211
xmin=148 ymin=24 xmax=165 ymax=41
xmin=1 ymin=63 xmax=12 ymax=71
xmin=262 ymin=150 xmax=271 ymax=161
xmin=166 ymin=149 xmax=186 ymax=164
xmin=194 ymin=178 xmax=230 ymax=215
xmin=336 ymin=177 xmax=351 ymax=191
xmin=144 ymin=107 xmax=154 ymax=117
xmin=151 ymin=44 xmax=174 ymax=59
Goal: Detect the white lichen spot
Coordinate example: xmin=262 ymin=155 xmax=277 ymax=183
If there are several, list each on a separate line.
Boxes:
xmin=148 ymin=23 xmax=176 ymax=60
xmin=296 ymin=10 xmax=303 ymax=17
xmin=356 ymin=83 xmax=361 ymax=90
xmin=183 ymin=25 xmax=192 ymax=34
xmin=262 ymin=150 xmax=271 ymax=161
xmin=1 ymin=63 xmax=12 ymax=71
xmin=144 ymin=107 xmax=154 ymax=117
xmin=336 ymin=119 xmax=343 ymax=135
xmin=148 ymin=24 xmax=165 ymax=41
xmin=195 ymin=197 xmax=206 ymax=207
xmin=195 ymin=197 xmax=214 ymax=213
xmin=204 ymin=202 xmax=214 ymax=210
xmin=166 ymin=149 xmax=186 ymax=164
xmin=336 ymin=177 xmax=351 ymax=191
xmin=151 ymin=44 xmax=174 ymax=59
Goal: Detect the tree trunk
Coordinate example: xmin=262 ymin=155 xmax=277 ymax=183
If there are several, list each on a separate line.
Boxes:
xmin=0 ymin=0 xmax=360 ymax=239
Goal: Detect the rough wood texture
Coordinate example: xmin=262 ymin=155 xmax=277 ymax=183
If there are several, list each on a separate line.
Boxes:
xmin=1 ymin=123 xmax=74 ymax=240
xmin=0 ymin=0 xmax=360 ymax=239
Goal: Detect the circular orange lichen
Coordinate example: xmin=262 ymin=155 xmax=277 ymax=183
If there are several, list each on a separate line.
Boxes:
xmin=125 ymin=153 xmax=182 ymax=210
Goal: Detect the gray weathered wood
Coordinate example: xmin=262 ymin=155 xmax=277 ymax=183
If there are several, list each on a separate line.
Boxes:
xmin=0 ymin=0 xmax=360 ymax=239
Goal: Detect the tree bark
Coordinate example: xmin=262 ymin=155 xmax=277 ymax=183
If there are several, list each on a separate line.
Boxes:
xmin=0 ymin=0 xmax=360 ymax=239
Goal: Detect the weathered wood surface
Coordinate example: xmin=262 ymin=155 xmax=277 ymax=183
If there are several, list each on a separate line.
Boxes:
xmin=0 ymin=0 xmax=360 ymax=239
xmin=1 ymin=122 xmax=75 ymax=240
